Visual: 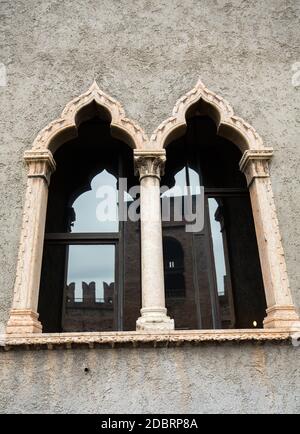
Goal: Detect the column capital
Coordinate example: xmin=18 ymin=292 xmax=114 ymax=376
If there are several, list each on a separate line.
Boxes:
xmin=239 ymin=148 xmax=273 ymax=187
xmin=134 ymin=150 xmax=166 ymax=180
xmin=24 ymin=149 xmax=56 ymax=185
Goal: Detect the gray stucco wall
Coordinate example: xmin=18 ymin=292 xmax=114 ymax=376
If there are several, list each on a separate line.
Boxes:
xmin=0 ymin=343 xmax=299 ymax=414
xmin=0 ymin=0 xmax=299 ymax=413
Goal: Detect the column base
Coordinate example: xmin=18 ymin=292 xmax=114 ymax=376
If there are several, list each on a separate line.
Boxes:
xmin=263 ymin=305 xmax=300 ymax=329
xmin=136 ymin=307 xmax=175 ymax=331
xmin=6 ymin=309 xmax=42 ymax=334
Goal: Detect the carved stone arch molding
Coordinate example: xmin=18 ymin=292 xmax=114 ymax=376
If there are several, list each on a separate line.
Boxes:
xmin=149 ymin=79 xmax=264 ymax=151
xmin=6 ymin=82 xmax=148 ymax=334
xmin=33 ymin=81 xmax=148 ymax=152
xmin=139 ymin=79 xmax=300 ymax=330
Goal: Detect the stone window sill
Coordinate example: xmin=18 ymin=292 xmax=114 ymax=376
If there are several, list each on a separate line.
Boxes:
xmin=1 ymin=329 xmax=298 ymax=351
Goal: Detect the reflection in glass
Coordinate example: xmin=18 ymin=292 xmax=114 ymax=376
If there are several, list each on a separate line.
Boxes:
xmin=162 ymin=166 xmax=202 ymax=330
xmin=208 ymin=199 xmax=226 ymax=296
xmin=70 ymin=170 xmax=119 ymax=233
xmin=163 ymin=237 xmax=185 ymax=298
xmin=162 ymin=166 xmax=200 ymax=198
xmin=40 ymin=117 xmax=141 ymax=333
xmin=63 ymin=244 xmax=115 ymax=332
xmin=160 ymin=115 xmax=266 ymax=330
xmin=208 ymin=198 xmax=234 ymax=329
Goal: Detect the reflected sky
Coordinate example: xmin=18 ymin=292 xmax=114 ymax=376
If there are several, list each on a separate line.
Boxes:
xmin=208 ymin=198 xmax=226 ymax=296
xmin=162 ymin=167 xmax=200 ymax=197
xmin=71 ymin=170 xmax=119 ymax=233
xmin=67 ymin=245 xmax=115 ymax=300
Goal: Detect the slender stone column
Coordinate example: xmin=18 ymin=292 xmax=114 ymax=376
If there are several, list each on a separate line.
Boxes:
xmin=134 ymin=150 xmax=174 ymax=331
xmin=6 ymin=150 xmax=56 ymax=334
xmin=240 ymin=149 xmax=300 ymax=329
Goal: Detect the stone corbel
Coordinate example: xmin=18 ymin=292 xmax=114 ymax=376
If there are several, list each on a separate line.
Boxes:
xmin=239 ymin=149 xmax=273 ymax=187
xmin=24 ymin=150 xmax=56 ymax=185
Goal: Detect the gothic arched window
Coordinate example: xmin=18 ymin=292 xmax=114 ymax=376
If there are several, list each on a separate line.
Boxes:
xmin=7 ymin=81 xmax=299 ymax=338
xmin=161 ymin=116 xmax=267 ymax=330
xmin=38 ymin=117 xmax=141 ymax=332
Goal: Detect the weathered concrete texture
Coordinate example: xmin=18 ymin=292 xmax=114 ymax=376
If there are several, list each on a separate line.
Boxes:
xmin=0 ymin=344 xmax=299 ymax=414
xmin=0 ymin=0 xmax=300 ymax=413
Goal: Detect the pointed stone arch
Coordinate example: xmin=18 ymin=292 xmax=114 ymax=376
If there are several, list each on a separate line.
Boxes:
xmin=149 ymin=79 xmax=266 ymax=152
xmin=32 ymin=81 xmax=148 ymax=153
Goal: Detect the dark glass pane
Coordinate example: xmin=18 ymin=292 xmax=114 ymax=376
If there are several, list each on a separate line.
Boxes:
xmin=163 ymin=237 xmax=185 ymax=298
xmin=39 ymin=244 xmax=116 ymax=332
xmin=162 ymin=115 xmax=266 ymax=330
xmin=38 ymin=244 xmax=67 ymax=332
xmin=163 ymin=226 xmax=200 ymax=330
xmin=161 ymin=116 xmax=246 ymax=190
xmin=192 ymin=231 xmax=215 ymax=329
xmin=123 ymin=219 xmax=142 ymax=331
xmin=216 ymin=195 xmax=266 ymax=328
xmin=163 ymin=194 xmax=266 ymax=330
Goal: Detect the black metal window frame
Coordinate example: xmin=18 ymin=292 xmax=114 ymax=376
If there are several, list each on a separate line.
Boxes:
xmin=44 ymin=220 xmax=126 ymax=331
